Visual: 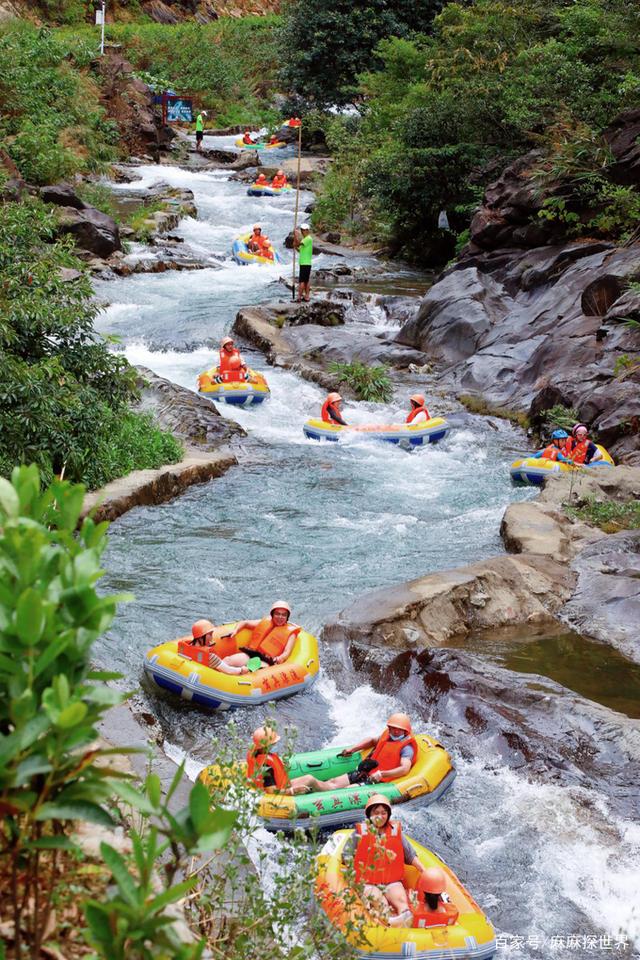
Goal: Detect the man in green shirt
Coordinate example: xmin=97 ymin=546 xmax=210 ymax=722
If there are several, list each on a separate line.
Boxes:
xmin=294 ymin=223 xmax=313 ymax=302
xmin=195 ymin=110 xmax=207 ymax=152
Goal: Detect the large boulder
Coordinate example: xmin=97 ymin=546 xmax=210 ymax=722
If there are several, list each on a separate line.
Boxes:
xmin=56 ymin=206 xmax=121 ymax=257
xmin=604 ymin=108 xmax=640 ymax=186
xmin=40 ymin=183 xmax=86 ymax=210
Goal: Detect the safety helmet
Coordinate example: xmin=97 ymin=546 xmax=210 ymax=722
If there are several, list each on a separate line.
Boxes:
xmin=387 ymin=712 xmax=412 ymax=734
xmin=253 ymin=224 xmax=262 ymax=231
xmin=572 ymin=423 xmax=587 ymax=436
xmin=270 ymin=600 xmax=291 ymax=617
xmin=221 ymin=336 xmax=234 ymax=347
xmin=575 ymin=425 xmax=588 ymax=437
xmin=252 ymin=726 xmax=280 ymax=749
xmin=327 ymin=392 xmax=342 ymax=404
xmin=551 ymin=429 xmax=569 ymax=440
xmin=192 ymin=619 xmax=215 ymax=640
xmin=417 ymin=867 xmax=447 ymax=896
xmin=410 ymin=393 xmax=425 ymax=406
xmin=365 ymin=793 xmax=393 ymax=818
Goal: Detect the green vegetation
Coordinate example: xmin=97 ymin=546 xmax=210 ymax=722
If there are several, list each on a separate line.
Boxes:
xmin=459 ymin=395 xmax=530 ymax=430
xmin=0 ymin=22 xmax=120 ymax=184
xmin=303 ymin=0 xmax=640 ymax=258
xmin=539 ymin=404 xmax=580 ymax=433
xmin=566 ymin=496 xmax=640 ymax=533
xmin=328 ymin=361 xmax=394 ymax=402
xmin=0 ymin=199 xmax=182 ymax=489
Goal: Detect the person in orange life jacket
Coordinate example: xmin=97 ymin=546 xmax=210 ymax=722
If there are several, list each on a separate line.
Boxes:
xmin=247 ymin=224 xmax=274 ymax=260
xmin=531 ymin=429 xmax=572 ymax=462
xmin=218 ymin=336 xmax=248 ymax=382
xmin=190 ymin=620 xmax=250 ymax=674
xmin=567 ymin=423 xmax=603 ymax=465
xmin=321 ymin=392 xmax=348 ymax=425
xmin=405 ymin=394 xmax=430 ymax=424
xmin=231 ymin=600 xmax=300 ymax=666
xmin=271 ymin=170 xmax=288 ymax=189
xmin=254 ymin=173 xmax=268 ymax=186
xmin=341 ymin=794 xmax=427 ymax=925
xmin=246 ymin=726 xmax=290 ymax=792
xmin=411 ymin=867 xmax=459 ymax=929
xmin=242 ymin=129 xmax=255 ymax=145
xmin=283 ymin=713 xmax=418 ymax=796
xmin=269 ymin=134 xmax=280 ymax=145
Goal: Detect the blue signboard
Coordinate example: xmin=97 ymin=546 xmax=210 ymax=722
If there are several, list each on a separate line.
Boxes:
xmin=153 ymin=94 xmax=193 ymax=123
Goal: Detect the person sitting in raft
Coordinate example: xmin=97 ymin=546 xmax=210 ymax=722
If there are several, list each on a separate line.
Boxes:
xmin=566 ymin=423 xmax=603 ymax=465
xmin=268 ymin=134 xmax=280 ymax=145
xmin=218 ymin=336 xmax=249 ymax=382
xmin=530 ymin=429 xmax=573 ymax=462
xmin=231 ymin=600 xmax=300 ymax=666
xmin=247 ymin=224 xmax=275 ymax=260
xmin=254 ymin=173 xmax=268 ymax=187
xmin=411 ymin=867 xmax=459 ymax=929
xmin=321 ymin=392 xmax=348 ymax=425
xmin=341 ymin=794 xmax=427 ymax=927
xmin=271 ymin=169 xmax=288 ymax=189
xmin=281 ymin=713 xmax=418 ymax=796
xmin=242 ymin=129 xmax=256 ymax=145
xmin=189 ymin=620 xmax=250 ymax=675
xmin=246 ymin=726 xmax=289 ymax=792
xmin=406 ymin=393 xmax=430 ymax=424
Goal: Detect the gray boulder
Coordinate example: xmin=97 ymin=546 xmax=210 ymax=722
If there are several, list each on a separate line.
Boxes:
xmin=56 ymin=206 xmax=121 ymax=257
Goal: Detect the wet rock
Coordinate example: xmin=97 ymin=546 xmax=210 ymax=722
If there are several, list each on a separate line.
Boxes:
xmin=56 ymin=206 xmax=121 ymax=257
xmin=40 ymin=182 xmax=86 ymax=210
xmin=604 ymin=107 xmax=640 ymax=186
xmin=562 ymin=530 xmax=640 ymax=664
xmin=323 ymin=553 xmax=574 ymax=650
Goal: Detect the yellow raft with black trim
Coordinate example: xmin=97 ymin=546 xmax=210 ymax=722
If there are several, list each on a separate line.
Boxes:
xmin=144 ymin=623 xmax=319 ymax=711
xmin=510 ymin=444 xmax=613 ymax=486
xmin=316 ymin=830 xmax=496 ymax=959
xmin=303 ymin=417 xmax=450 ymax=447
xmin=200 ymin=734 xmax=454 ymax=832
xmin=197 ymin=366 xmax=270 ymax=407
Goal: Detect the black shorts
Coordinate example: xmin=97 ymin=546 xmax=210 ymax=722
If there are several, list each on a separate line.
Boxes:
xmin=299 ymin=264 xmax=311 ymax=283
xmin=240 ymin=647 xmax=275 ymax=666
xmin=196 ymin=131 xmax=203 ymax=143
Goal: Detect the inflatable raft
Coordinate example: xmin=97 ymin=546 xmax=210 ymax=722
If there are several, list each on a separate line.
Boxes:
xmin=144 ymin=623 xmax=319 ymax=711
xmin=200 ymin=734 xmax=454 ymax=832
xmin=247 ymin=184 xmax=293 ymax=197
xmin=197 ymin=367 xmax=270 ymax=407
xmin=303 ymin=417 xmax=450 ymax=448
xmin=235 ymin=139 xmax=286 ymax=150
xmin=510 ymin=445 xmax=614 ymax=486
xmin=316 ymin=830 xmax=496 ymax=960
xmin=232 ymin=233 xmax=282 ymax=265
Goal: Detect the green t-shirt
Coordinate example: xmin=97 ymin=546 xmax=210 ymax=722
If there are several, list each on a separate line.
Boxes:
xmin=299 ymin=234 xmax=313 ymax=266
xmin=196 ymin=114 xmax=204 ymax=133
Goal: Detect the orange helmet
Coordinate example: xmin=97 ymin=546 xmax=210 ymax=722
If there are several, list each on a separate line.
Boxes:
xmin=192 ymin=619 xmax=215 ymax=640
xmin=364 ymin=793 xmax=392 ymax=818
xmin=252 ymin=726 xmax=280 ymax=749
xmin=410 ymin=394 xmax=425 ymax=406
xmin=387 ymin=712 xmax=412 ymax=734
xmin=253 ymin=224 xmax=262 ymax=232
xmin=417 ymin=867 xmax=447 ymax=896
xmin=270 ymin=600 xmax=291 ymax=617
xmin=327 ymin=392 xmax=342 ymax=404
xmin=221 ymin=336 xmax=234 ymax=347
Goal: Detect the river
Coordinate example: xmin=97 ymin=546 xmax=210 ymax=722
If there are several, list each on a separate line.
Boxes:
xmin=93 ymin=143 xmax=640 ymax=959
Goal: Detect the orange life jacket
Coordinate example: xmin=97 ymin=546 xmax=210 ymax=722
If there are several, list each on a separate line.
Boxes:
xmin=219 ymin=348 xmax=245 ymax=382
xmin=177 ymin=639 xmax=218 ymax=668
xmin=540 ymin=443 xmax=562 ymax=461
xmin=569 ymin=438 xmax=591 ymax=464
xmin=248 ymin=618 xmax=300 ymax=660
xmin=246 ymin=749 xmax=289 ymax=790
xmin=406 ymin=405 xmax=430 ymax=424
xmin=255 ymin=176 xmax=267 ymax=185
xmin=353 ymin=820 xmax=405 ymax=886
xmin=321 ymin=399 xmax=343 ymax=424
xmin=271 ymin=176 xmax=286 ymax=189
xmin=412 ymin=902 xmax=459 ymax=929
xmin=369 ymin=729 xmax=418 ymax=782
xmin=243 ymin=134 xmax=253 ymax=144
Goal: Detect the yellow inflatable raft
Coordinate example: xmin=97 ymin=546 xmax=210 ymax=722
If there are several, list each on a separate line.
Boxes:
xmin=510 ymin=444 xmax=613 ymax=486
xmin=316 ymin=830 xmax=496 ymax=959
xmin=303 ymin=417 xmax=450 ymax=447
xmin=144 ymin=623 xmax=319 ymax=711
xmin=200 ymin=734 xmax=455 ymax=832
xmin=198 ymin=367 xmax=270 ymax=407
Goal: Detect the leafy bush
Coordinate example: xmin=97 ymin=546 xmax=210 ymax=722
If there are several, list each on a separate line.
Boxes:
xmin=86 ymin=410 xmax=184 ymax=490
xmin=328 ymin=361 xmax=393 ymax=402
xmin=540 ymin=404 xmax=580 ymax=432
xmin=565 ymin=495 xmax=640 ymax=533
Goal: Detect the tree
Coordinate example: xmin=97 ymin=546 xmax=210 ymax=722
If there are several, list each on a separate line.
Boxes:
xmin=279 ymin=0 xmax=442 ymax=107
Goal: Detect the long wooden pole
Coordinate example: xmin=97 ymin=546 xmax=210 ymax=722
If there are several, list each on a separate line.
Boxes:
xmin=291 ymin=122 xmax=302 ymax=302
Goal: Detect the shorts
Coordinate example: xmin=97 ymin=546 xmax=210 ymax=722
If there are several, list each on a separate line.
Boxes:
xmin=347 ymin=769 xmax=371 ymax=785
xmin=196 ymin=131 xmax=203 ymax=143
xmin=240 ymin=647 xmax=275 ymax=667
xmin=299 ymin=264 xmax=311 ymax=283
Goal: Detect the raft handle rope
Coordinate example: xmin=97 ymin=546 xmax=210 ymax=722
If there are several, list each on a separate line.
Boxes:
xmin=306 ymin=658 xmax=315 ymax=667
xmin=291 ymin=120 xmax=303 ymax=302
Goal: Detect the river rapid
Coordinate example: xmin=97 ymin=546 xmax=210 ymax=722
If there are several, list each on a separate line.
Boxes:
xmin=93 ymin=144 xmax=640 ymax=959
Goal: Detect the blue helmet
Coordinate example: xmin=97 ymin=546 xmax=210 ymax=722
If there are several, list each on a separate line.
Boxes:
xmin=551 ymin=429 xmax=569 ymax=440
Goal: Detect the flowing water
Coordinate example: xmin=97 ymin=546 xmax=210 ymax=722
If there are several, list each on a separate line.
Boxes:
xmin=93 ymin=151 xmax=640 ymax=958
